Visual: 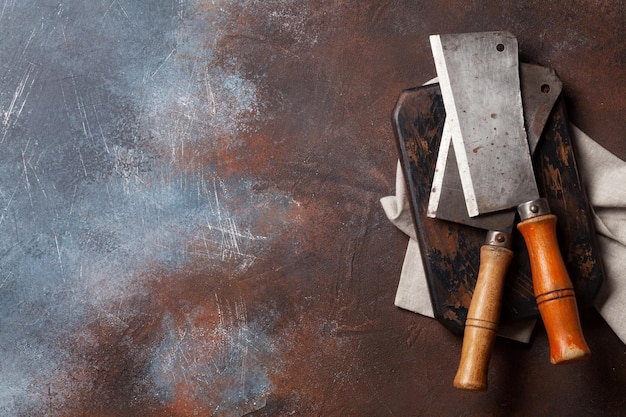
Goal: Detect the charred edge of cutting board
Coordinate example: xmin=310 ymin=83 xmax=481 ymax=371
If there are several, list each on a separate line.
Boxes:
xmin=392 ymin=85 xmax=483 ymax=336
xmin=391 ymin=84 xmax=604 ymax=336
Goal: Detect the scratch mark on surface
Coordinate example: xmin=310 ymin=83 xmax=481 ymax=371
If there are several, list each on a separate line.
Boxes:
xmin=19 ymin=138 xmax=49 ymax=206
xmin=54 ymin=2 xmax=63 ymax=17
xmin=194 ymin=178 xmax=268 ymax=270
xmin=116 ymin=0 xmax=131 ymax=21
xmin=0 ymin=272 xmax=12 ymax=289
xmin=103 ymin=0 xmax=115 ymax=19
xmin=70 ymin=82 xmax=95 ymax=143
xmin=151 ymin=47 xmax=176 ymax=80
xmin=77 ymin=147 xmax=88 ymax=178
xmin=21 ymin=25 xmax=38 ymax=57
xmin=0 ymin=0 xmax=14 ymax=22
xmin=103 ymin=0 xmax=132 ymax=22
xmin=21 ymin=138 xmax=33 ymax=205
xmin=60 ymin=22 xmax=68 ymax=46
xmin=2 ymin=62 xmax=36 ymax=143
xmin=177 ymin=0 xmax=184 ymax=20
xmin=0 ymin=184 xmax=18 ymax=227
xmin=54 ymin=233 xmax=64 ymax=273
xmin=235 ymin=298 xmax=249 ymax=388
xmin=177 ymin=328 xmax=191 ymax=385
xmin=204 ymin=67 xmax=217 ymax=114
xmin=93 ymin=103 xmax=111 ymax=154
xmin=23 ymin=142 xmax=48 ymax=201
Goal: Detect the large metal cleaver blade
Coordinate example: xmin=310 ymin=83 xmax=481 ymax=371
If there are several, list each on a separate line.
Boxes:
xmin=430 ymin=31 xmax=537 ymax=217
xmin=427 ymin=63 xmax=563 ymax=231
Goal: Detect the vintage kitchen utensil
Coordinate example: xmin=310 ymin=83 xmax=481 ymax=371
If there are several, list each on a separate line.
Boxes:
xmin=428 ymin=31 xmax=589 ymax=368
xmin=429 ymin=31 xmax=537 ymax=217
xmin=428 ymin=63 xmax=563 ymax=390
xmin=453 ymin=230 xmax=513 ymax=390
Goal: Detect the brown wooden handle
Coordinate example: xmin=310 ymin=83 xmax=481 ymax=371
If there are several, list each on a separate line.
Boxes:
xmin=454 ymin=244 xmax=513 ymax=391
xmin=517 ymin=213 xmax=590 ymax=364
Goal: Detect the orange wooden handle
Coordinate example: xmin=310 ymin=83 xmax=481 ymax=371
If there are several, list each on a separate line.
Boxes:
xmin=454 ymin=244 xmax=513 ymax=391
xmin=517 ymin=214 xmax=590 ymax=364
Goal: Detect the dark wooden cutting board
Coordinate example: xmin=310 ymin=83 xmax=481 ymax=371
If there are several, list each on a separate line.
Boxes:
xmin=392 ymin=84 xmax=604 ymax=336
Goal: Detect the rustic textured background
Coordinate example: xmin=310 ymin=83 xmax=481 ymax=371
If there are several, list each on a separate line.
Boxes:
xmin=0 ymin=1 xmax=624 ymax=416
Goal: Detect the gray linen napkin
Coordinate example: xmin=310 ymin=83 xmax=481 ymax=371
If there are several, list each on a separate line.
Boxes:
xmin=381 ymin=125 xmax=626 ymax=345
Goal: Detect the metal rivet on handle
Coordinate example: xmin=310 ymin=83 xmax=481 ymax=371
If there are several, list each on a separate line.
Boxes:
xmin=485 ymin=230 xmax=512 ymax=249
xmin=517 ymin=198 xmax=551 ymax=220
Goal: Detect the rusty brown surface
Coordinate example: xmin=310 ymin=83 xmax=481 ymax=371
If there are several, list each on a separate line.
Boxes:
xmin=1 ymin=1 xmax=625 ymax=416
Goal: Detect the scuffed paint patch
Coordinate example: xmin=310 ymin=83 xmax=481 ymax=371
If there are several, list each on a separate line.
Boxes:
xmin=0 ymin=0 xmax=404 ymax=414
xmin=148 ymin=300 xmax=274 ymax=416
xmin=0 ymin=1 xmax=309 ymax=416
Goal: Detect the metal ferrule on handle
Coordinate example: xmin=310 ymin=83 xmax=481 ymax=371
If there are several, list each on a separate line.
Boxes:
xmin=516 ymin=198 xmax=590 ymax=364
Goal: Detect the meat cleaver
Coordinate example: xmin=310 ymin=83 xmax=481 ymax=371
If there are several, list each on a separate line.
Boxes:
xmin=428 ymin=32 xmax=589 ymax=388
xmin=429 ymin=63 xmax=564 ymax=390
xmin=428 ymin=63 xmax=564 ymax=224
